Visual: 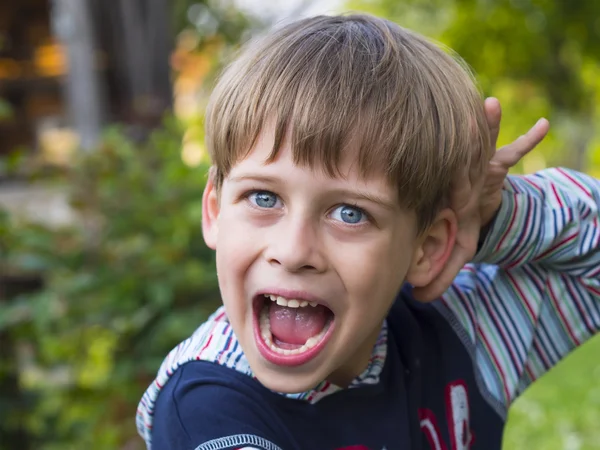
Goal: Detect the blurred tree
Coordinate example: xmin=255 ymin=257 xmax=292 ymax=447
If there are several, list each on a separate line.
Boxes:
xmin=51 ymin=0 xmax=104 ymax=151
xmin=348 ymin=0 xmax=600 ymax=171
xmin=1 ymin=119 xmax=219 ymax=449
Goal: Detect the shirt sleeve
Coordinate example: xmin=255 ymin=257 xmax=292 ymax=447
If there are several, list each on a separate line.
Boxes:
xmin=438 ymin=167 xmax=600 ymax=411
xmin=151 ymin=362 xmax=286 ymax=450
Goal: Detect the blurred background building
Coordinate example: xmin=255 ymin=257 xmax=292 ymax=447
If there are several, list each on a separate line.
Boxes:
xmin=1 ymin=0 xmax=178 ymax=165
xmin=0 ymin=0 xmax=339 ymax=168
xmin=0 ymin=0 xmax=64 ymax=159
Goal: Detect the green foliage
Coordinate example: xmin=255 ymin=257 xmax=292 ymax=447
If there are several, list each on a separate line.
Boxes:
xmin=348 ymin=0 xmax=600 ymax=172
xmin=172 ymin=0 xmax=262 ymax=45
xmin=505 ymin=334 xmax=600 ymax=449
xmin=0 ymin=118 xmax=219 ymax=448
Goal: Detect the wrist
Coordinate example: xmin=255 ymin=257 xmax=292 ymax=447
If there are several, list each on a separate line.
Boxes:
xmin=473 ymin=189 xmax=513 ymax=264
xmin=480 ymin=192 xmax=503 ymax=228
xmin=477 ymin=199 xmax=502 ymax=252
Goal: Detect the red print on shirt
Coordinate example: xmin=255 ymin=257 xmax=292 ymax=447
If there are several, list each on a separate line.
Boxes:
xmin=419 ymin=380 xmax=474 ymax=450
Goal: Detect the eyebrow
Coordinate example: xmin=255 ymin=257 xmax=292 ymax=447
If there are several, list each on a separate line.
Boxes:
xmin=228 ymin=174 xmax=280 ymax=184
xmin=332 ymin=189 xmax=397 ymax=210
xmin=228 ymin=174 xmax=397 ymax=210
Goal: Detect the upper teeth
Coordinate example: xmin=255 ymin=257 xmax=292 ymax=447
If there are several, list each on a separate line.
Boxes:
xmin=266 ymin=294 xmax=317 ymax=308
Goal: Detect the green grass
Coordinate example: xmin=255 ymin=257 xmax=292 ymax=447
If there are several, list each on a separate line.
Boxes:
xmin=503 ymin=334 xmax=600 ymax=449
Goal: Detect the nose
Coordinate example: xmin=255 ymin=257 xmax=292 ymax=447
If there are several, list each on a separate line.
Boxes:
xmin=264 ymin=215 xmax=327 ymax=273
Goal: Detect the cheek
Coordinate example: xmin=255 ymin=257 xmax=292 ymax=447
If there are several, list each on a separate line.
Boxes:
xmin=214 ymin=210 xmax=265 ymax=330
xmin=339 ymin=235 xmax=412 ymax=310
xmin=214 ymin=209 xmax=261 ymax=290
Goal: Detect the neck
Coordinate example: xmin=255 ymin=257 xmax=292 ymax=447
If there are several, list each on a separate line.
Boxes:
xmin=326 ymin=321 xmax=385 ymax=387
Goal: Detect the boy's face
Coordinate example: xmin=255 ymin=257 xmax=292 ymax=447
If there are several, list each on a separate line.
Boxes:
xmin=202 ymin=128 xmax=426 ymax=393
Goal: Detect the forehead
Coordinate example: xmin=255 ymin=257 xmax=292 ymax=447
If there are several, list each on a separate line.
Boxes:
xmin=229 ymin=125 xmax=396 ymax=195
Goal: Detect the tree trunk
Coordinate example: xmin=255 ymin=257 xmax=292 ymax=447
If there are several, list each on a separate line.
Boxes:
xmin=50 ymin=0 xmax=104 ymax=151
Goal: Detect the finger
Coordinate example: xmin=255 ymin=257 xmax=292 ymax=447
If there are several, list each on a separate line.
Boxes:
xmin=484 ymin=97 xmax=502 ymax=152
xmin=493 ymin=118 xmax=550 ymax=168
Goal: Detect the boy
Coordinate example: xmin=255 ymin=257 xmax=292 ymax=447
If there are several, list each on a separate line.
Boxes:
xmin=136 ymin=14 xmax=599 ymax=450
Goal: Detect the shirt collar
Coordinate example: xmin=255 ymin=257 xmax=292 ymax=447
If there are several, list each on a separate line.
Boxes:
xmin=279 ymin=320 xmax=389 ymax=403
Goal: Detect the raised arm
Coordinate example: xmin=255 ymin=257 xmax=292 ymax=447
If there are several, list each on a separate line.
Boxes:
xmin=440 ymin=168 xmax=600 ymax=411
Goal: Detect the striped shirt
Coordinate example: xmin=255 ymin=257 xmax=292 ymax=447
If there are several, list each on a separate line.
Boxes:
xmin=440 ymin=167 xmax=600 ymax=413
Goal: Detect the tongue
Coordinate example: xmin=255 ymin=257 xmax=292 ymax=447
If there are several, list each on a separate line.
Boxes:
xmin=269 ymin=303 xmax=329 ymax=345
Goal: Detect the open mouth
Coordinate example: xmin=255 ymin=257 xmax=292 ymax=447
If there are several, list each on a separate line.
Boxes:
xmin=253 ymin=292 xmax=335 ymax=366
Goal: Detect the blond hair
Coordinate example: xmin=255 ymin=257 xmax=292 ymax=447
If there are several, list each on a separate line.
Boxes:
xmin=205 ymin=14 xmax=491 ymax=230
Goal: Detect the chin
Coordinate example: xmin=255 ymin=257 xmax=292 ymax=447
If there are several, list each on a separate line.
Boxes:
xmin=251 ymin=364 xmax=329 ymax=394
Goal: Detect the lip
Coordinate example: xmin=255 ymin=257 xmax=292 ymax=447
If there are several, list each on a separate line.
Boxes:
xmin=252 ymin=290 xmax=336 ymax=367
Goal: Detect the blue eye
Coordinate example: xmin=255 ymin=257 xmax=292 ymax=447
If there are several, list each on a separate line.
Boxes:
xmin=249 ymin=191 xmax=280 ymax=208
xmin=331 ymin=205 xmax=366 ymax=224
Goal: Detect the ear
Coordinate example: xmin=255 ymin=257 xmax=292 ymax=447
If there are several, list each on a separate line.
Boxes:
xmin=405 ymin=208 xmax=457 ymax=292
xmin=202 ymin=168 xmax=220 ymax=250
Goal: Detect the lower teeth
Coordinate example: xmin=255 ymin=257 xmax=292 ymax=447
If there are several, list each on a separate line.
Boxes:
xmin=259 ymin=305 xmax=330 ymax=355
